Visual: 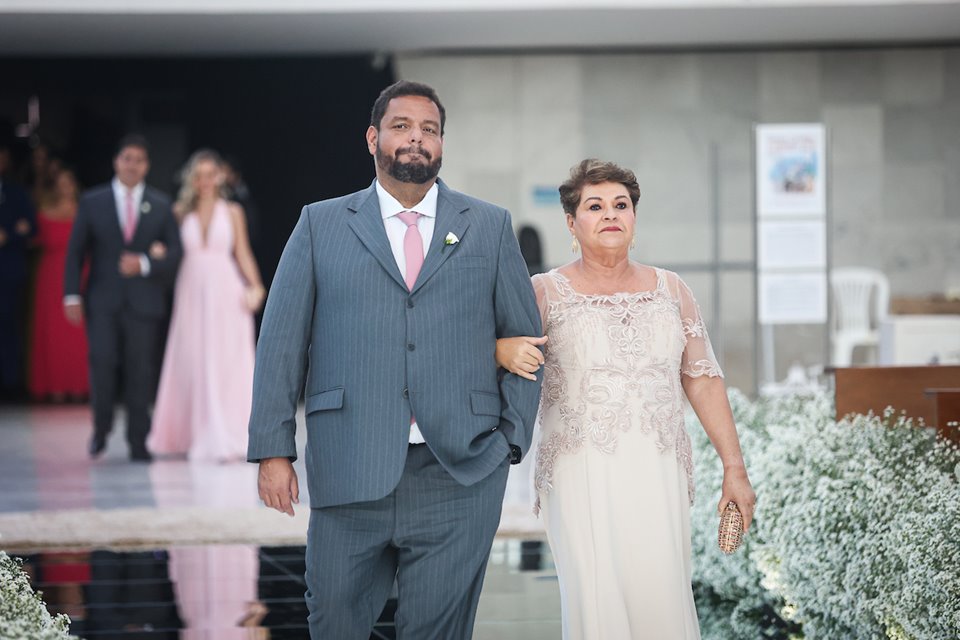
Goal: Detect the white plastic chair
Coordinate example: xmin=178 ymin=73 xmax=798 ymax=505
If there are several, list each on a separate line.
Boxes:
xmin=830 ymin=267 xmax=890 ymax=367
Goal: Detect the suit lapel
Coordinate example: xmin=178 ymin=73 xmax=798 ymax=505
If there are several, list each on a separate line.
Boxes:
xmin=411 ymin=180 xmax=470 ymax=295
xmin=130 ymin=190 xmax=156 ymax=246
xmin=346 ymin=183 xmax=407 ymax=291
xmin=101 ymin=187 xmax=125 ymax=245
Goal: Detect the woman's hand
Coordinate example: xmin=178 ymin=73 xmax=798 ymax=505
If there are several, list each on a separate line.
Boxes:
xmin=148 ymin=241 xmax=167 ymax=260
xmin=245 ymin=284 xmax=266 ymax=312
xmin=718 ymin=466 xmax=756 ymax=533
xmin=495 ymin=335 xmax=547 ymax=381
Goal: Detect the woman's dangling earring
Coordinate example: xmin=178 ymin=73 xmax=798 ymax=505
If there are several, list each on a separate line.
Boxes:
xmin=630 ymin=236 xmax=636 ymax=250
xmin=571 ymin=236 xmax=580 ymax=254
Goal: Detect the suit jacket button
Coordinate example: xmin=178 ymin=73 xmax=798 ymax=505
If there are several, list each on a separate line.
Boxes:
xmin=407 ymin=343 xmax=415 ymax=351
xmin=406 ymin=299 xmax=414 ymax=308
xmin=402 ymin=388 xmax=409 ymax=399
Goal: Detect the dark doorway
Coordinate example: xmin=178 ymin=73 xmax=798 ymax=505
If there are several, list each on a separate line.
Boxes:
xmin=0 ymin=55 xmax=394 ymax=286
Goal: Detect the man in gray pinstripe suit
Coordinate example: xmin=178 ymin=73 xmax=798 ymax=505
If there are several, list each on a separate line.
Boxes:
xmin=248 ymin=81 xmax=543 ymax=638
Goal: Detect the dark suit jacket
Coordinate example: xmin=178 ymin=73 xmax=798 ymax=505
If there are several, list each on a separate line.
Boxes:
xmin=248 ymin=179 xmax=543 ymax=508
xmin=0 ymin=179 xmax=36 ymax=283
xmin=64 ymin=183 xmax=182 ymax=318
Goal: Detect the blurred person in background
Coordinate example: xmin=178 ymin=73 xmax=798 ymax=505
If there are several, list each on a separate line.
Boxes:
xmin=0 ymin=135 xmax=37 ymax=401
xmin=30 ymin=165 xmax=89 ymax=401
xmin=148 ymin=149 xmax=264 ymax=462
xmin=223 ymin=153 xmax=264 ymax=336
xmin=64 ymin=134 xmax=182 ymax=461
xmin=23 ymin=140 xmax=50 ymax=185
xmin=496 ymin=159 xmax=755 ymax=639
xmin=29 ymin=143 xmax=63 ymax=211
xmin=222 ymin=153 xmax=260 ymax=252
xmin=517 ymin=224 xmax=545 ymax=275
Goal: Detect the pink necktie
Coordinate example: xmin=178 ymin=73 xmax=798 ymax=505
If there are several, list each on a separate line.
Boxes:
xmin=124 ymin=190 xmax=137 ymax=243
xmin=397 ymin=211 xmax=423 ymax=430
xmin=397 ymin=211 xmax=423 ymax=291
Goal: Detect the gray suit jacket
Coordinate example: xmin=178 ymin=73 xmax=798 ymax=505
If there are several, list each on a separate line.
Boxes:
xmin=248 ymin=179 xmax=543 ymax=508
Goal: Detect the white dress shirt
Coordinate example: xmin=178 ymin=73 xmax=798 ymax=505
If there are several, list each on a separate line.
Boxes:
xmin=112 ymin=178 xmax=151 ymax=276
xmin=375 ymin=179 xmax=439 ymax=444
xmin=113 ymin=177 xmax=145 ymax=234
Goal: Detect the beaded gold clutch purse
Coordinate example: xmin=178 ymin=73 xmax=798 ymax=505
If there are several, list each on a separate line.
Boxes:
xmin=718 ymin=502 xmax=744 ymax=554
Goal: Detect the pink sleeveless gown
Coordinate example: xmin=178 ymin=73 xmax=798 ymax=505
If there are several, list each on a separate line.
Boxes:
xmin=149 ymin=200 xmax=254 ymax=462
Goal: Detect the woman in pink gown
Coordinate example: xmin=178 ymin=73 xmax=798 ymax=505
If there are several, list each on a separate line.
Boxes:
xmin=149 ymin=149 xmax=265 ymax=462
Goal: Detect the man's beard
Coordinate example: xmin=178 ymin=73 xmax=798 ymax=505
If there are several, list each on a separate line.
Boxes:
xmin=376 ymin=144 xmax=442 ymax=184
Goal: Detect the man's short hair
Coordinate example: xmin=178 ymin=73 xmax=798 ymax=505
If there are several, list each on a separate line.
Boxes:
xmin=370 ymin=81 xmax=446 ymax=135
xmin=116 ymin=133 xmax=150 ymax=158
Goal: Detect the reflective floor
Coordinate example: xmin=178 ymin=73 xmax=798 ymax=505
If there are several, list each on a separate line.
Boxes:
xmin=1 ymin=404 xmax=561 ymax=639
xmin=21 ymin=541 xmax=559 ymax=639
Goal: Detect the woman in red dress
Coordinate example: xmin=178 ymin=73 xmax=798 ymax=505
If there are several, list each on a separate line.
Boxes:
xmin=30 ymin=167 xmax=89 ymax=401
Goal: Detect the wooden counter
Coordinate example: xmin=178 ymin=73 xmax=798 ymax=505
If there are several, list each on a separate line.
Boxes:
xmin=833 ymin=365 xmax=960 ymax=443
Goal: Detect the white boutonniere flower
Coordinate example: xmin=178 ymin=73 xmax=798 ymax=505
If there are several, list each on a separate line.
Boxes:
xmin=140 ymin=201 xmax=152 ymax=214
xmin=444 ymin=232 xmax=459 ymax=246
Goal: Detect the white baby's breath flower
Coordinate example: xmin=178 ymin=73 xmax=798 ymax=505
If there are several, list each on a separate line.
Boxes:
xmin=0 ymin=551 xmax=76 ymax=638
xmin=688 ymin=389 xmax=960 ymax=640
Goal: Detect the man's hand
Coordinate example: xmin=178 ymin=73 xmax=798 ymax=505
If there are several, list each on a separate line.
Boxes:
xmin=64 ymin=301 xmax=84 ymax=326
xmin=258 ymin=457 xmax=299 ymax=517
xmin=118 ymin=252 xmax=143 ymax=277
xmin=14 ymin=218 xmax=31 ymax=236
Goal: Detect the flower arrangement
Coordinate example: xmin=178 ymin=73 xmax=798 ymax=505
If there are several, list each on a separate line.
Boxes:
xmin=0 ymin=551 xmax=76 ymax=640
xmin=689 ymin=390 xmax=960 ymax=640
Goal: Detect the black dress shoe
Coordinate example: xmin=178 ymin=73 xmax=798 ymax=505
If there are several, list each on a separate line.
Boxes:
xmin=89 ymin=434 xmax=107 ymax=458
xmin=129 ymin=449 xmax=153 ymax=463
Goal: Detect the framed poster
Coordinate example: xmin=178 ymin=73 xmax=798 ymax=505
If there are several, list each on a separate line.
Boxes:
xmin=756 ymin=124 xmax=826 ymax=216
xmin=758 ymin=220 xmax=827 ymax=270
xmin=758 ymin=271 xmax=828 ymax=325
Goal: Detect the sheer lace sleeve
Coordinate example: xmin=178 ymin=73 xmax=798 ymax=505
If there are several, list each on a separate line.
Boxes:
xmin=667 ymin=272 xmax=723 ymax=379
xmin=530 ymin=273 xmax=550 ymax=334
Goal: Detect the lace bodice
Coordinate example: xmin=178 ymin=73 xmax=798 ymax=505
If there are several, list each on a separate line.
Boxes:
xmin=533 ymin=268 xmax=722 ymax=512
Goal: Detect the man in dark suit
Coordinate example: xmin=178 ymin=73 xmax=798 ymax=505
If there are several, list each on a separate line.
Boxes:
xmin=249 ymin=81 xmax=543 ymax=638
xmin=64 ymin=135 xmax=182 ymax=461
xmin=0 ymin=137 xmax=36 ymax=400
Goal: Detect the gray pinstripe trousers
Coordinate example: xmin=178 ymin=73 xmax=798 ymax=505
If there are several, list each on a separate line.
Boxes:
xmin=304 ymin=443 xmax=510 ymax=639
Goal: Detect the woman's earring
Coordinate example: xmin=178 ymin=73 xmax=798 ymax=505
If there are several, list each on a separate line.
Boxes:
xmin=630 ymin=236 xmax=636 ymax=250
xmin=571 ymin=237 xmax=580 ymax=254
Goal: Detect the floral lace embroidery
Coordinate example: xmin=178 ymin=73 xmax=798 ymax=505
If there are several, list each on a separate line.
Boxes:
xmin=534 ymin=269 xmax=717 ymax=514
xmin=682 ymin=316 xmax=723 ymax=378
xmin=684 ymin=359 xmax=723 ymax=378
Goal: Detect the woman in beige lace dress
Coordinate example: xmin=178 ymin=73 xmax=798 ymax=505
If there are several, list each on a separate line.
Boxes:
xmin=496 ymin=159 xmax=755 ymax=639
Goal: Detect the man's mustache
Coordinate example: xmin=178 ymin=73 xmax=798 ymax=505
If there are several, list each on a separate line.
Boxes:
xmin=395 ymin=146 xmax=432 ymax=161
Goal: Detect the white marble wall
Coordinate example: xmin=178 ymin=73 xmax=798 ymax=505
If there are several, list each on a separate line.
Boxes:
xmin=396 ymin=47 xmax=960 ymax=391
